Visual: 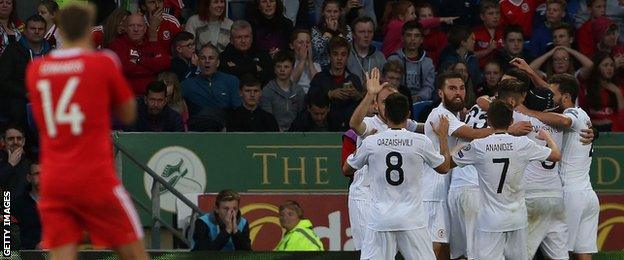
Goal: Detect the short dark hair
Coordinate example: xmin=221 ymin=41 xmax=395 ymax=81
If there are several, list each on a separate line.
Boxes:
xmin=215 ymin=189 xmax=240 ymax=207
xmin=447 ymin=25 xmax=472 ymax=48
xmin=497 ymin=78 xmax=527 ymax=100
xmin=147 ymin=81 xmax=167 ymax=95
xmin=551 ymin=23 xmax=574 ymax=38
xmin=3 ymin=124 xmax=25 ymax=139
xmin=200 ymin=43 xmax=220 ymax=59
xmin=504 ymin=68 xmax=532 ymax=89
xmin=503 ymin=24 xmax=524 ymax=40
xmin=382 ymin=60 xmax=405 ymax=76
xmin=57 ymin=4 xmax=96 ymax=42
xmin=402 ymin=20 xmax=422 ymax=36
xmin=352 ymin=16 xmax=375 ymax=31
xmin=290 ymin=29 xmax=311 ymax=44
xmin=239 ymin=74 xmax=262 ymax=89
xmin=26 ymin=14 xmax=47 ymax=28
xmin=384 ymin=93 xmax=410 ymax=125
xmin=38 ymin=0 xmax=60 ymax=14
xmin=273 ymin=50 xmax=295 ymax=65
xmin=328 ymin=36 xmax=350 ymax=53
xmin=173 ymin=31 xmax=194 ymax=46
xmin=307 ymin=89 xmax=330 ymax=108
xmin=279 ymin=200 xmax=304 ymax=218
xmin=480 ymin=0 xmax=499 ymax=13
xmin=549 ymin=73 xmax=579 ymax=101
xmin=487 ymin=100 xmax=514 ymax=129
xmin=435 ymin=72 xmax=464 ymax=90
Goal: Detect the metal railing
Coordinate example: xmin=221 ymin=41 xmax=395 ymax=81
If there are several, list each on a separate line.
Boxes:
xmin=113 ymin=138 xmax=204 ymax=249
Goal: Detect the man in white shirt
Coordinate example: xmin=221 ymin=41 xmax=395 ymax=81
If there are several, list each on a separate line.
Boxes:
xmin=451 ymin=100 xmax=562 ymax=260
xmin=343 ymin=92 xmax=451 ymax=260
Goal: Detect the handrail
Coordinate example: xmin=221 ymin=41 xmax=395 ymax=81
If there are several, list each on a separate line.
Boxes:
xmin=112 ymin=137 xmax=205 ymax=249
xmin=129 ymin=194 xmax=190 ymax=244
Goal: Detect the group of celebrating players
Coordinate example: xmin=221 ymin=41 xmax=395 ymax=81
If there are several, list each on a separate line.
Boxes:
xmin=342 ymin=58 xmax=598 ymax=260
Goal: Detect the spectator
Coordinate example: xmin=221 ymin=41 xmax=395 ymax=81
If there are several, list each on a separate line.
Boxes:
xmin=311 ymin=0 xmax=353 ymax=68
xmin=92 ymin=8 xmax=129 ymax=49
xmin=260 ymin=51 xmax=306 ymax=131
xmin=473 ymin=0 xmax=504 ymax=68
xmin=227 ymin=74 xmax=279 ymax=132
xmin=606 ymin=0 xmax=624 ymax=44
xmin=290 ymin=29 xmax=321 ymax=93
xmin=13 ymin=162 xmax=41 ymax=250
xmin=163 ymin=0 xmax=184 ymax=18
xmin=529 ymin=46 xmax=593 ymax=80
xmin=494 ymin=25 xmax=531 ymax=72
xmin=282 ymin=0 xmax=313 ymax=29
xmin=37 ymin=0 xmax=60 ymax=48
xmin=551 ymin=23 xmax=575 ymax=48
xmin=0 ymin=0 xmax=21 ymax=56
xmin=274 ymin=200 xmax=324 ymax=251
xmin=138 ymin=0 xmax=182 ymax=49
xmin=289 ymin=89 xmax=334 ymax=131
xmin=446 ymin=60 xmax=477 ymax=107
xmin=580 ymin=52 xmax=624 ymax=131
xmin=581 ymin=17 xmax=624 ymax=58
xmin=576 ymin=0 xmax=606 ymax=55
xmin=158 ymin=71 xmax=189 ymax=129
xmin=0 ymin=125 xmax=31 ymax=199
xmin=127 ymin=81 xmax=184 ymax=132
xmin=499 ymin=0 xmax=537 ymax=37
xmin=171 ymin=31 xmax=199 ymax=81
xmin=475 ymin=60 xmax=503 ymax=97
xmin=192 ymin=189 xmax=251 ymax=251
xmin=380 ymin=60 xmax=414 ymax=106
xmin=185 ymin=0 xmax=233 ymax=53
xmin=309 ymin=37 xmax=363 ymax=131
xmin=387 ymin=21 xmax=435 ymax=102
xmin=247 ymin=0 xmax=294 ymax=56
xmin=440 ymin=25 xmax=482 ymax=89
xmin=416 ymin=3 xmax=453 ymax=67
xmin=219 ymin=20 xmax=274 ymax=85
xmin=343 ymin=0 xmax=377 ymax=28
xmin=183 ymin=44 xmax=241 ymax=116
xmin=109 ymin=13 xmax=171 ymax=96
xmin=0 ymin=15 xmax=51 ymax=126
xmin=529 ymin=0 xmax=568 ymax=58
xmin=380 ymin=0 xmax=415 ymax=57
xmin=347 ymin=16 xmax=386 ymax=85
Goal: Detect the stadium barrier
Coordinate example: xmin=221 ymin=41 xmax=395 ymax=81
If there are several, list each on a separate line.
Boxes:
xmin=115 ymin=132 xmax=624 ymax=251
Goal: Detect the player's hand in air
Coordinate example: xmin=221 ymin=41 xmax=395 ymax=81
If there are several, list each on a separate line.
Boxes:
xmin=509 ymin=57 xmax=532 ymax=74
xmin=365 ymin=68 xmax=388 ymax=96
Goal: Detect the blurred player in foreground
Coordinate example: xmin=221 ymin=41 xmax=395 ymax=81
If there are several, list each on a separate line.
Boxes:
xmin=25 ymin=4 xmax=147 ymax=260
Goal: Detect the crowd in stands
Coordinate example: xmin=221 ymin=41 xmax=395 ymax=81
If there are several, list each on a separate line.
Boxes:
xmin=1 ymin=0 xmax=624 ymax=250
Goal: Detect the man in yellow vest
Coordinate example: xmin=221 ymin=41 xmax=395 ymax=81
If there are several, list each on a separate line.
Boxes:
xmin=275 ymin=200 xmax=324 ymax=251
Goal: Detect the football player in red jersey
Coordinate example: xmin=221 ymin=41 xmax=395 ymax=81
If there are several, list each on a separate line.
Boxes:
xmin=25 ymin=4 xmax=147 ymax=260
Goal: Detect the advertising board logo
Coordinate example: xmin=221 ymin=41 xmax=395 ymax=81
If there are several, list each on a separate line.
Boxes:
xmin=144 ymin=146 xmax=206 ymax=212
xmin=598 ymin=203 xmax=624 ymax=250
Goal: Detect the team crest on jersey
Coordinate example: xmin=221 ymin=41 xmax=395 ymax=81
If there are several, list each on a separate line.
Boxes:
xmin=163 ymin=30 xmax=171 ymax=40
xmin=458 ymin=150 xmax=464 ymax=158
xmin=463 ymin=144 xmax=471 ymax=151
xmin=144 ymin=146 xmax=207 ymax=212
xmin=437 ymin=229 xmax=446 ymax=238
xmin=521 ymin=3 xmax=530 ymax=13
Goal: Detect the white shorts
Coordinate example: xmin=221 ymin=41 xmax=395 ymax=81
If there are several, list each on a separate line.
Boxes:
xmin=361 ymin=227 xmax=435 ymax=260
xmin=526 ymin=197 xmax=569 ymax=260
xmin=423 ymin=201 xmax=450 ymax=243
xmin=564 ymin=189 xmax=599 ymax=253
xmin=349 ymin=198 xmax=371 ymax=250
xmin=448 ymin=186 xmax=479 ymax=259
xmin=475 ymin=228 xmax=527 ymax=260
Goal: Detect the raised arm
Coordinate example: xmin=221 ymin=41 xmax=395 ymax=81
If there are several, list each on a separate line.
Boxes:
xmin=515 ymin=104 xmax=572 ymax=128
xmin=349 ymin=68 xmax=387 ymax=135
xmin=510 ymin=57 xmax=549 ymax=88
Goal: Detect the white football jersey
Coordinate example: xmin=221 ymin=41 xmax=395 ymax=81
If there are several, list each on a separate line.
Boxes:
xmin=453 ymin=133 xmax=552 ymax=232
xmin=560 ymin=107 xmax=594 ymax=192
xmin=347 ymin=128 xmax=445 ymax=231
xmin=450 ymin=104 xmax=487 ymax=188
xmin=349 ymin=116 xmax=419 ymax=201
xmin=523 ymin=115 xmax=564 ymax=198
xmin=422 ymin=103 xmax=465 ymax=201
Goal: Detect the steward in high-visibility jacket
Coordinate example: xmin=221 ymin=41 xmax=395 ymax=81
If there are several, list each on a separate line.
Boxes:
xmin=274 ymin=219 xmax=324 ymax=251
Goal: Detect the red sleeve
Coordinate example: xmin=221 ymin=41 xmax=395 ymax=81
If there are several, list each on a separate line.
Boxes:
xmin=341 ymin=135 xmax=357 ymax=176
xmin=382 ymin=20 xmax=404 ymax=57
xmin=419 ymin=17 xmax=442 ymax=30
xmin=102 ymin=51 xmax=134 ymax=106
xmin=577 ymin=22 xmax=595 ymax=57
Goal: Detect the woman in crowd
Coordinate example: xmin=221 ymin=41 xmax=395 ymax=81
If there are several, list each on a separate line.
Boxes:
xmin=185 ymin=0 xmax=233 ymax=52
xmin=290 ymin=29 xmax=321 ymax=93
xmin=248 ymin=0 xmax=294 ymax=56
xmin=274 ymin=200 xmax=324 ymax=251
xmin=0 ymin=0 xmax=21 ymax=56
xmin=311 ymin=0 xmax=352 ymax=68
xmin=380 ymin=0 xmax=416 ymax=57
xmin=475 ymin=60 xmax=502 ymax=97
xmin=530 ymin=46 xmax=593 ymax=80
xmin=92 ymin=8 xmax=130 ymax=49
xmin=580 ymin=52 xmax=624 ymax=132
xmin=38 ymin=0 xmax=59 ymax=48
xmin=159 ymin=71 xmax=189 ymax=130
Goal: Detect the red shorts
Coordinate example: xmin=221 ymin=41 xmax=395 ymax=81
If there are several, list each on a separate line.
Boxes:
xmin=38 ymin=183 xmax=144 ymax=248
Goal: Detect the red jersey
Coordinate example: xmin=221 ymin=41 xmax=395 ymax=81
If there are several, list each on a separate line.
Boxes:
xmin=26 ymin=49 xmax=133 ymax=183
xmin=147 ymin=13 xmax=182 ymax=51
xmin=164 ymin=0 xmax=184 ymax=18
xmin=499 ymin=0 xmax=538 ymax=37
xmin=473 ymin=25 xmax=504 ymax=68
xmin=422 ymin=29 xmax=448 ymax=67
